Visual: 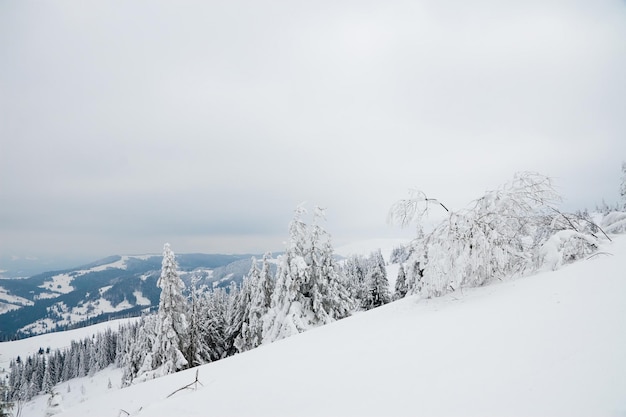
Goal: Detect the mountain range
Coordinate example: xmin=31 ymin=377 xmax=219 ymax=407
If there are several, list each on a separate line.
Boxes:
xmin=0 ymin=253 xmax=262 ymax=340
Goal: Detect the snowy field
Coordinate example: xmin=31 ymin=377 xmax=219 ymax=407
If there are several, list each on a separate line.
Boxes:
xmin=14 ymin=235 xmax=622 ymax=417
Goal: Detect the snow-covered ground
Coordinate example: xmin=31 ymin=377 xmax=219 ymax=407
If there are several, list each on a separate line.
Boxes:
xmin=38 ymin=273 xmax=75 ymax=294
xmin=18 ymin=295 xmax=145 ymax=335
xmin=0 ymin=286 xmax=33 ymax=307
xmin=3 ymin=234 xmax=623 ymax=416
xmin=11 ymin=235 xmax=620 ymax=417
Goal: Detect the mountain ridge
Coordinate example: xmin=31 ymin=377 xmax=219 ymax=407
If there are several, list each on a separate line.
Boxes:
xmin=0 ymin=252 xmax=261 ymax=340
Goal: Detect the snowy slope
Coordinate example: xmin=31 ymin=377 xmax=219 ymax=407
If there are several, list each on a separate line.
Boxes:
xmin=45 ymin=236 xmax=626 ymax=417
xmin=0 ymin=318 xmax=138 ymax=371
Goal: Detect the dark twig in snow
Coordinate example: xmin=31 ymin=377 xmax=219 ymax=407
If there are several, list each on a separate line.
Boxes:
xmin=166 ymin=369 xmax=204 ymax=398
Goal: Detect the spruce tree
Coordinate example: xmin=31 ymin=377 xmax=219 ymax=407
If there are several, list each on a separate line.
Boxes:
xmin=0 ymin=382 xmax=12 ymax=417
xmin=238 ymin=253 xmax=274 ymax=352
xmin=197 ymin=288 xmax=229 ymax=362
xmin=186 ymin=274 xmax=203 ymax=368
xmin=365 ymin=249 xmax=391 ymax=308
xmin=394 ymin=264 xmax=408 ymax=300
xmin=153 ymin=243 xmax=189 ymax=375
xmin=263 ymin=205 xmax=353 ymax=344
xmin=234 ymin=261 xmax=260 ymax=353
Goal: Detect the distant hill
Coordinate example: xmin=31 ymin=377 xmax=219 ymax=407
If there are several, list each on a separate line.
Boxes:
xmin=0 ymin=253 xmax=260 ymax=340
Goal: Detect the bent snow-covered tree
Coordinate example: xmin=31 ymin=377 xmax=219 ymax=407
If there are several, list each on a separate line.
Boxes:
xmin=153 ymin=243 xmax=189 ymax=375
xmin=390 ymin=172 xmax=569 ymax=298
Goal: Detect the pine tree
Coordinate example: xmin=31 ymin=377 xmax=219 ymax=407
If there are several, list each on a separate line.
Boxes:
xmin=77 ymin=344 xmax=87 ymax=378
xmin=196 ymin=288 xmax=229 ymax=362
xmin=237 ymin=253 xmax=274 ymax=352
xmin=186 ymin=274 xmax=203 ymax=368
xmin=153 ymin=243 xmax=189 ymax=375
xmin=263 ymin=205 xmax=312 ymax=343
xmin=263 ymin=205 xmax=353 ymax=344
xmin=224 ymin=281 xmax=246 ymax=357
xmin=343 ymin=255 xmax=369 ymax=309
xmin=42 ymin=356 xmax=53 ymax=394
xmin=87 ymin=339 xmax=98 ymax=376
xmin=234 ymin=261 xmax=260 ymax=353
xmin=0 ymin=381 xmax=12 ymax=417
xmin=394 ymin=264 xmax=408 ymax=300
xmin=365 ymin=249 xmax=391 ymax=308
xmin=309 ymin=212 xmax=353 ymax=322
xmin=121 ymin=317 xmax=156 ymax=386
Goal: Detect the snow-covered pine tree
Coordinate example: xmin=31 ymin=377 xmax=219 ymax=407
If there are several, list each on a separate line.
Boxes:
xmin=263 ymin=205 xmax=353 ymax=344
xmin=394 ymin=264 xmax=408 ymax=300
xmin=77 ymin=344 xmax=87 ymax=378
xmin=41 ymin=356 xmax=53 ymax=394
xmin=224 ymin=281 xmax=247 ymax=357
xmin=343 ymin=255 xmax=369 ymax=309
xmin=153 ymin=243 xmax=189 ymax=376
xmin=237 ymin=253 xmax=274 ymax=352
xmin=234 ymin=260 xmax=260 ymax=353
xmin=0 ymin=381 xmax=12 ymax=417
xmin=121 ymin=315 xmax=157 ymax=386
xmin=365 ymin=249 xmax=391 ymax=308
xmin=186 ymin=274 xmax=203 ymax=368
xmin=196 ymin=288 xmax=229 ymax=362
xmin=308 ymin=207 xmax=353 ymax=322
xmin=87 ymin=339 xmax=98 ymax=376
xmin=263 ymin=205 xmax=312 ymax=343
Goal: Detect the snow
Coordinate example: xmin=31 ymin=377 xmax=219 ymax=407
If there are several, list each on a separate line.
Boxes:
xmin=0 ymin=318 xmax=139 ymax=370
xmin=20 ymin=366 xmax=125 ymax=417
xmin=0 ymin=301 xmax=21 ymax=314
xmin=36 ymin=235 xmax=626 ymax=417
xmin=35 ymin=292 xmax=64 ymax=300
xmin=99 ymin=285 xmax=113 ymax=295
xmin=0 ymin=285 xmax=34 ymax=306
xmin=0 ymin=285 xmax=34 ymax=312
xmin=18 ymin=297 xmax=138 ymax=336
xmin=88 ymin=260 xmax=126 ymax=272
xmin=36 ymin=256 xmax=139 ymax=296
xmin=133 ymin=291 xmax=151 ymax=306
xmin=39 ymin=273 xmax=75 ymax=294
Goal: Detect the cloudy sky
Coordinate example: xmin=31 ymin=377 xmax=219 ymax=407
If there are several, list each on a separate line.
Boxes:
xmin=1 ymin=0 xmax=625 ymax=264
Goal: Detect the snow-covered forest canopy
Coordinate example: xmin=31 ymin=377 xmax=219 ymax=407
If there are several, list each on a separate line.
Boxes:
xmin=2 ymin=169 xmax=626 ymax=417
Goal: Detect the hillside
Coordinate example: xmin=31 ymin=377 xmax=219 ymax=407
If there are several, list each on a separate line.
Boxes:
xmin=0 ymin=253 xmax=257 ymax=340
xmin=19 ymin=235 xmax=624 ymax=417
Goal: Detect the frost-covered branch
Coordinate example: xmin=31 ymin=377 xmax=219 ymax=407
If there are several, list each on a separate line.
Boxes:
xmin=387 ymin=189 xmax=449 ymax=230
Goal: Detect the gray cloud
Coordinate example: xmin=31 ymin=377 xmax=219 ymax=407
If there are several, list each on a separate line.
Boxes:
xmin=1 ymin=0 xmax=625 ymax=260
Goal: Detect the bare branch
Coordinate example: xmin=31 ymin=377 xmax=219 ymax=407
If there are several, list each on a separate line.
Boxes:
xmin=166 ymin=369 xmax=204 ymax=399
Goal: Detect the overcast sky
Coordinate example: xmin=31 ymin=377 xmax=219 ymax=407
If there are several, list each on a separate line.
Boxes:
xmin=1 ymin=0 xmax=625 ymax=262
